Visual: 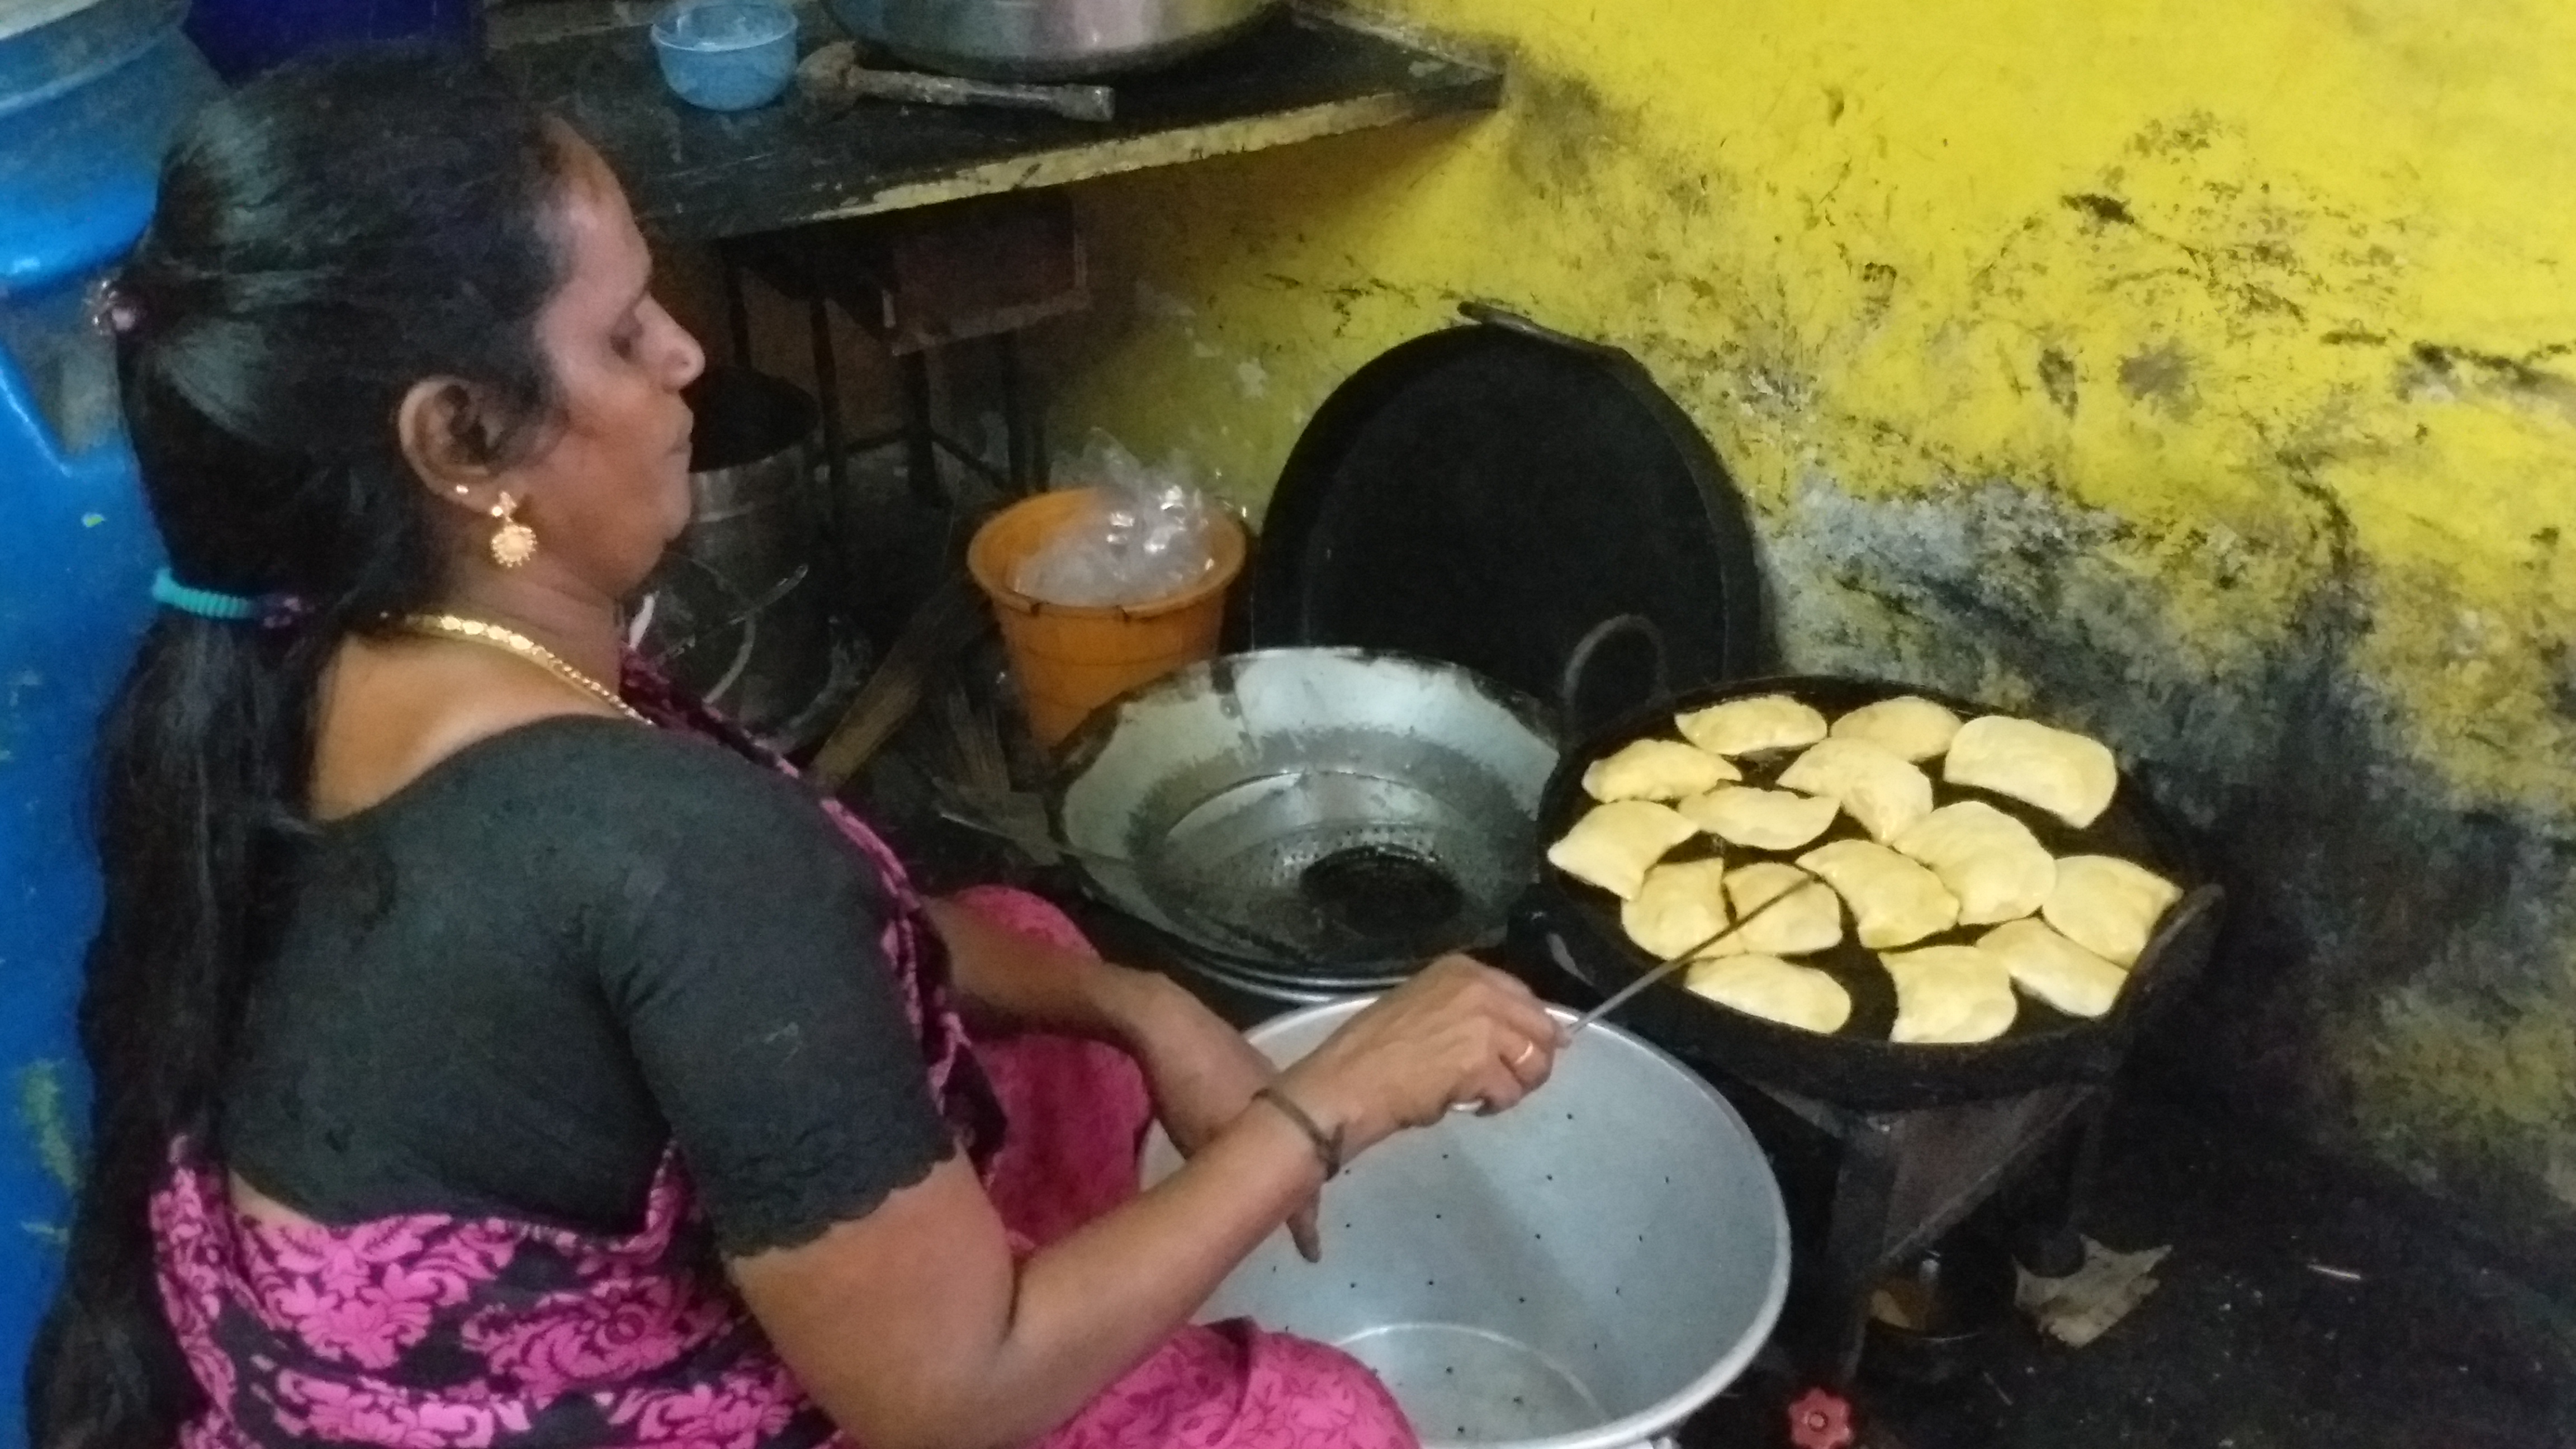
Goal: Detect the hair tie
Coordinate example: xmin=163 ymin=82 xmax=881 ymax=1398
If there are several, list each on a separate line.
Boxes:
xmin=150 ymin=568 xmax=263 ymax=622
xmin=87 ymin=277 xmax=143 ymax=339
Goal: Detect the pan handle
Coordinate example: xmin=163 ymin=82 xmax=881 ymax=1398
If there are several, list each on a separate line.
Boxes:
xmin=1456 ymin=301 xmax=1623 ymax=357
xmin=2114 ymin=882 xmax=2226 ymax=1037
xmin=1558 ymin=613 xmax=1670 ymax=739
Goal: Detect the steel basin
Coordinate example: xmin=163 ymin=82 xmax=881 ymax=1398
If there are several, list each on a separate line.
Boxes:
xmin=1144 ymin=1002 xmax=1791 ymax=1449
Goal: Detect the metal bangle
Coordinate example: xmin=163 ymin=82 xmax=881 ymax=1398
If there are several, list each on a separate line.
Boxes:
xmin=1253 ymin=1087 xmax=1343 ymax=1181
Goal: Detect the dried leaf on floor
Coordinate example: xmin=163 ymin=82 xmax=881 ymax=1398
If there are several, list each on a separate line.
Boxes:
xmin=2015 ymin=1237 xmax=2172 ymax=1348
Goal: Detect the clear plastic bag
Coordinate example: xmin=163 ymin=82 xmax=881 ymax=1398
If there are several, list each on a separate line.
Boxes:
xmin=1012 ymin=440 xmax=1225 ymax=608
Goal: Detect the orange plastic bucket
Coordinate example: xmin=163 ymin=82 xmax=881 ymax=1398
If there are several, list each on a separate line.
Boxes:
xmin=967 ymin=487 xmax=1247 ymax=751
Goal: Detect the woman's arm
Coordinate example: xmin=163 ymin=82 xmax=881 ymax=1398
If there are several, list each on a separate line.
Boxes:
xmin=735 ymin=1102 xmax=1321 ymax=1449
xmin=601 ymin=764 xmax=1557 ymax=1449
xmin=920 ymin=896 xmax=1171 ymax=1043
xmin=731 ymin=959 xmax=1563 ymax=1449
xmin=922 ymin=894 xmax=1324 ymax=1258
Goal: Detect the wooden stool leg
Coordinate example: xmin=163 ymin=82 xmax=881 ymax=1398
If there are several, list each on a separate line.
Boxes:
xmin=993 ymin=332 xmax=1045 ymax=495
xmin=720 ymin=249 xmax=754 ymax=367
xmin=807 ymin=293 xmax=847 ymax=497
xmin=899 ymin=351 xmax=943 ymax=506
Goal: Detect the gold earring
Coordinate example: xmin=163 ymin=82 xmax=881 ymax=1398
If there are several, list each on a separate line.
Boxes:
xmin=488 ymin=493 xmax=538 ymax=569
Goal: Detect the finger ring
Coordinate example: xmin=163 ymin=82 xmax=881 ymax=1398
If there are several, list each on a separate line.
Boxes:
xmin=1512 ymin=1041 xmax=1537 ymax=1067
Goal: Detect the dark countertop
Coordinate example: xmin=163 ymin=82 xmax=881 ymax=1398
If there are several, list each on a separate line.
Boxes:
xmin=495 ymin=6 xmax=1502 ymax=240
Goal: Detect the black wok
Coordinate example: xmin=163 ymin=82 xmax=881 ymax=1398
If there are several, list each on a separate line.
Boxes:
xmin=1522 ymin=669 xmax=2224 ymax=1111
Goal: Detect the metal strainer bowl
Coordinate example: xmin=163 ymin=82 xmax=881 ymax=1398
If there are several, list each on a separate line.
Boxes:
xmin=1143 ymin=1001 xmax=1791 ymax=1449
xmin=1050 ymin=649 xmax=1559 ymax=989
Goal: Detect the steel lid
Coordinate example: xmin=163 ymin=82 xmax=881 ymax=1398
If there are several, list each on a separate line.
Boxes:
xmin=1245 ymin=304 xmax=1770 ymax=719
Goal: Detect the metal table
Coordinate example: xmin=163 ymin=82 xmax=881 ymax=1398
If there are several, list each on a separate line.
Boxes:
xmin=495 ymin=3 xmax=1503 ymax=241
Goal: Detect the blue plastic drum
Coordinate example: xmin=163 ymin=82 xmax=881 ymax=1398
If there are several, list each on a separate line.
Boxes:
xmin=0 ymin=2 xmax=216 ymax=1441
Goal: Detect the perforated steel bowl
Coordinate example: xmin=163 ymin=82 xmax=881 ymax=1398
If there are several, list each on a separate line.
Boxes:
xmin=1144 ymin=1002 xmax=1790 ymax=1449
xmin=1050 ymin=649 xmax=1558 ymax=991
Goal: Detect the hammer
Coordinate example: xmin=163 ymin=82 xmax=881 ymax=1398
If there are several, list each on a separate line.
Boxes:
xmin=796 ymin=41 xmax=1117 ymax=124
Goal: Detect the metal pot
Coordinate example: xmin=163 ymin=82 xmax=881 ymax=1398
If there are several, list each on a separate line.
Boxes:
xmin=1049 ymin=648 xmax=1559 ymax=996
xmin=823 ymin=0 xmax=1280 ymax=81
xmin=1143 ymin=1000 xmax=1791 ymax=1449
xmin=1860 ymin=1224 xmax=2016 ymax=1388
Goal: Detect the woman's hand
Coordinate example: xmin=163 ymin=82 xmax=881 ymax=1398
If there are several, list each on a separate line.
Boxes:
xmin=1123 ymin=982 xmax=1324 ymax=1261
xmin=1274 ymin=956 xmax=1564 ymax=1162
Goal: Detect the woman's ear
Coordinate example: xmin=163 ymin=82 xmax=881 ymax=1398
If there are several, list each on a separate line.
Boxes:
xmin=395 ymin=377 xmax=505 ymax=508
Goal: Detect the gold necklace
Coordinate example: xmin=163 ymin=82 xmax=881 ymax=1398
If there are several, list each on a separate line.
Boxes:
xmin=403 ymin=613 xmax=648 ymax=723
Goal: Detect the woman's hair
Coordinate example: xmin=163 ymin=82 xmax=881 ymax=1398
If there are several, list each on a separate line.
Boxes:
xmin=28 ymin=49 xmax=571 ymax=1449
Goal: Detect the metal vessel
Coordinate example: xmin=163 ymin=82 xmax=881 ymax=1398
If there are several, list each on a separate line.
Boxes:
xmin=1051 ymin=648 xmax=1560 ymax=994
xmin=1144 ymin=1001 xmax=1790 ymax=1449
xmin=641 ymin=366 xmax=852 ymax=745
xmin=824 ymin=0 xmax=1281 ymax=82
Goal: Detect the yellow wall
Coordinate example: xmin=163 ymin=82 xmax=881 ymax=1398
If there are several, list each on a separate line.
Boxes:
xmin=1046 ymin=1 xmax=2576 ymax=1264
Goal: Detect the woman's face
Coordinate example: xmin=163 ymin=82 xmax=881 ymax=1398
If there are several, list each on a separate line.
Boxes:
xmin=496 ymin=132 xmax=705 ymax=598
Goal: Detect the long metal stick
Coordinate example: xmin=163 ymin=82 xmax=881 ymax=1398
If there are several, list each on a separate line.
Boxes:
xmin=939 ymin=803 xmax=1793 ymax=1033
xmin=1568 ymin=886 xmax=1805 ymax=1038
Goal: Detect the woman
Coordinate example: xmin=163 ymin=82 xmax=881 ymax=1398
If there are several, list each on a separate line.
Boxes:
xmin=30 ymin=48 xmax=1564 ymax=1449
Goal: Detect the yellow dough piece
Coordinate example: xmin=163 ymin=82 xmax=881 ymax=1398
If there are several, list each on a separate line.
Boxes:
xmin=1944 ymin=715 xmax=2120 ymax=828
xmin=2040 ymin=855 xmax=2182 ymax=967
xmin=1880 ymin=945 xmax=2019 ymax=1044
xmin=1620 ymin=859 xmax=1733 ymax=959
xmin=1830 ymin=696 xmax=1964 ymax=762
xmin=1676 ymin=787 xmax=1840 ymax=851
xmin=1724 ymin=861 xmax=1812 ymax=917
xmin=1891 ymin=801 xmax=2057 ymax=926
xmin=1674 ymin=694 xmax=1829 ymax=757
xmin=1704 ymin=879 xmax=1844 ymax=959
xmin=1778 ymin=738 xmax=1936 ymax=843
xmin=1581 ymin=738 xmax=1741 ymax=802
xmin=1979 ymin=918 xmax=2129 ymax=1019
xmin=1798 ymin=840 xmax=1961 ymax=949
xmin=1683 ymin=954 xmax=1853 ymax=1034
xmin=1547 ymin=800 xmax=1698 ymax=899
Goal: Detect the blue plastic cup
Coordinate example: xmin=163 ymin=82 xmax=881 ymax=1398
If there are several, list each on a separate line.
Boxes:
xmin=652 ymin=0 xmax=799 ymax=112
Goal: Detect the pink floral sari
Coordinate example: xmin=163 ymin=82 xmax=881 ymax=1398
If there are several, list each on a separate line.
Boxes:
xmin=148 ymin=669 xmax=1414 ymax=1449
